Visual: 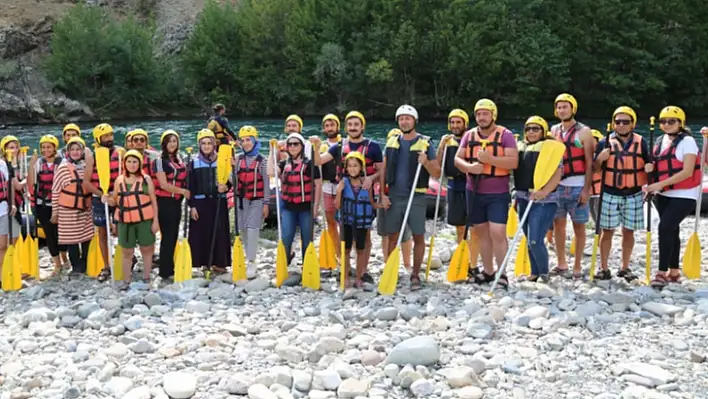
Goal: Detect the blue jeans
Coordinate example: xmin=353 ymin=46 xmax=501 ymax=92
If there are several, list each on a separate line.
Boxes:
xmin=517 ymin=199 xmax=558 ymax=276
xmin=280 ymin=200 xmax=313 ymax=263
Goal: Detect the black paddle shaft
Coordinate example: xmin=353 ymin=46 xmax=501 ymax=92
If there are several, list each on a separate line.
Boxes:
xmin=310 ymin=145 xmax=316 ymax=243
xmin=594 ymin=130 xmax=613 ymax=236
xmin=8 ymin=161 xmax=15 ymax=240
xmin=182 ymin=152 xmax=191 ymax=239
xmin=232 ymin=147 xmax=240 ymax=239
xmin=647 ymin=122 xmax=655 ymax=232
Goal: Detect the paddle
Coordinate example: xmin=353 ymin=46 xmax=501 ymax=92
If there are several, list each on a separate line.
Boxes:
xmin=425 ymin=141 xmax=447 ymax=282
xmin=95 ymin=146 xmax=116 ymax=282
xmin=302 ymin=145 xmax=320 ymax=290
xmin=514 ymin=235 xmax=531 ymax=276
xmin=682 ymin=130 xmax=707 ymax=279
xmin=174 ymin=147 xmax=193 ymax=283
xmin=645 ymin=117 xmax=655 ymax=284
xmin=25 ymin=148 xmax=39 ymax=279
xmin=489 ymin=139 xmax=565 ymax=294
xmin=507 ymin=202 xmax=519 ymax=239
xmin=270 ymin=140 xmax=289 ymax=287
xmin=231 ymin=146 xmax=246 ymax=282
xmin=87 ymin=231 xmax=103 ymax=277
xmin=15 ymin=147 xmax=27 ymax=277
xmin=2 ymin=153 xmax=21 ymax=291
xmin=378 ymin=160 xmax=425 ymax=296
xmin=339 ymin=192 xmax=346 ymax=291
xmin=588 ymin=123 xmax=612 ymax=281
xmin=318 ymin=165 xmax=337 ymax=272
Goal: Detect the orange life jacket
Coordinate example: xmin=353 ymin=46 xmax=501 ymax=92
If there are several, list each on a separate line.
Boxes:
xmin=114 ymin=177 xmax=155 ymax=223
xmin=603 ymin=133 xmax=647 ymax=189
xmin=653 ymin=133 xmax=702 ymax=191
xmin=464 ymin=126 xmax=510 ymax=177
xmin=553 ymin=122 xmax=587 ymax=178
xmin=58 ymin=163 xmax=92 ymax=210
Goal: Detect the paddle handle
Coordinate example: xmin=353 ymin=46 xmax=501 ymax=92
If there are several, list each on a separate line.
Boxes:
xmin=489 ymin=198 xmax=534 ymax=293
xmin=396 ymin=161 xmax=423 ymax=249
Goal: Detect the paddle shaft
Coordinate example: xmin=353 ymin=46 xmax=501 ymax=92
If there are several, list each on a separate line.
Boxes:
xmin=339 ymin=191 xmax=345 ymax=290
xmin=310 ymin=146 xmax=315 ymax=243
xmin=588 ymin=128 xmax=612 ymax=280
xmin=647 ymin=118 xmax=655 ymax=233
xmin=489 ymin=197 xmax=535 ymax=292
xmin=462 ymin=175 xmax=482 ymax=241
xmin=692 ymin=141 xmax=708 ymax=231
xmin=232 ymin=148 xmax=239 ymax=239
xmin=207 ymin=165 xmax=224 ymax=269
xmin=425 ymin=142 xmax=447 ymax=281
xmin=395 ymin=161 xmax=424 ymax=249
xmin=8 ymin=159 xmax=15 ymax=242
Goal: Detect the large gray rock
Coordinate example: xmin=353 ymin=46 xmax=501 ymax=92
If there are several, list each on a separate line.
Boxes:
xmin=386 ymin=336 xmax=441 ymax=366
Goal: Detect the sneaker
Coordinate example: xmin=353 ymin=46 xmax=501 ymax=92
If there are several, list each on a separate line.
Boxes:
xmin=246 ymin=261 xmax=257 ymax=280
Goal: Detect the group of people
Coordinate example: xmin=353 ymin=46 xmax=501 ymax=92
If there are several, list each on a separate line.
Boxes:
xmin=0 ymin=96 xmax=706 ymax=292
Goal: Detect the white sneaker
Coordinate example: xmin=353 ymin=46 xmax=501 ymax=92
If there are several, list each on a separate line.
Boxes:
xmin=246 ymin=261 xmax=257 ymax=280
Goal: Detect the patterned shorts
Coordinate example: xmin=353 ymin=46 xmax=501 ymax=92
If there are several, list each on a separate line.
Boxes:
xmin=599 ymin=191 xmax=645 ymax=231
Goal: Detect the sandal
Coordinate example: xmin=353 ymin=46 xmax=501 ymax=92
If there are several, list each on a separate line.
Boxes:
xmin=549 ymin=266 xmax=569 ymax=276
xmin=617 ymin=269 xmax=638 ymax=283
xmin=525 ymin=275 xmax=539 ymax=282
xmin=211 ymin=267 xmax=227 ymax=275
xmin=594 ymin=269 xmax=612 ymax=280
xmin=468 ymin=268 xmax=494 ymax=285
xmin=667 ymin=273 xmax=681 ymax=283
xmin=410 ymin=275 xmax=422 ymax=291
xmin=97 ymin=268 xmax=111 ymax=282
xmin=651 ymin=274 xmax=668 ymax=289
xmin=495 ymin=273 xmax=509 ymax=290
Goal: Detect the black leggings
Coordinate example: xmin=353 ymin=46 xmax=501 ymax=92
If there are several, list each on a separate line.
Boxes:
xmin=654 ymin=195 xmax=696 ymax=272
xmin=68 ymin=240 xmax=90 ymax=273
xmin=158 ymin=197 xmax=182 ymax=278
xmin=35 ymin=204 xmax=67 ymax=257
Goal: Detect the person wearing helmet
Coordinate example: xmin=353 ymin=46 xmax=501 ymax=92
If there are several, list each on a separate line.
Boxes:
xmin=188 ymin=129 xmax=231 ymax=275
xmin=591 ymin=106 xmax=652 ymax=282
xmin=207 ymin=103 xmax=238 ymax=146
xmin=1 ymin=136 xmax=27 ymax=227
xmin=643 ymin=106 xmax=702 ymax=288
xmin=127 ymin=129 xmax=159 ymax=175
xmin=454 ymin=99 xmax=518 ymax=288
xmin=104 ymin=150 xmax=160 ymax=288
xmin=548 ymin=93 xmax=595 ymax=279
xmin=0 ymin=137 xmax=21 ymax=277
xmin=233 ymin=125 xmax=270 ymax=279
xmin=151 ymin=130 xmax=190 ymax=281
xmin=319 ymin=114 xmax=343 ymax=258
xmin=513 ymin=116 xmax=563 ymax=282
xmin=267 ymin=132 xmax=322 ymax=276
xmin=51 ymin=137 xmax=94 ymax=276
xmin=27 ymin=135 xmax=69 ymax=274
xmin=83 ymin=123 xmax=126 ymax=282
xmin=278 ymin=114 xmax=307 ymax=162
xmin=334 ymin=151 xmax=381 ymax=289
xmin=312 ymin=110 xmax=384 ymax=283
xmin=381 ymin=104 xmax=440 ymax=290
xmin=58 ymin=124 xmax=91 ymax=159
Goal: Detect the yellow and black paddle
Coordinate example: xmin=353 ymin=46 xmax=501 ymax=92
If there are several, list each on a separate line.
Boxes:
xmin=302 ymin=145 xmax=320 ymax=290
xmin=231 ymin=146 xmax=247 ymax=282
xmin=174 ymin=147 xmax=193 ymax=283
xmin=87 ymin=230 xmax=103 ymax=278
xmin=95 ymin=147 xmax=118 ymax=282
xmin=425 ymin=141 xmax=448 ymax=281
xmin=489 ymin=139 xmax=566 ymax=294
xmin=25 ymin=149 xmax=39 ymax=279
xmin=645 ymin=117 xmax=655 ymax=284
xmin=270 ymin=140 xmax=289 ymax=287
xmin=588 ymin=123 xmax=612 ymax=281
xmin=682 ymin=130 xmax=707 ymax=279
xmin=2 ymin=153 xmax=21 ymax=291
xmin=507 ymin=201 xmax=518 ymax=238
xmin=15 ymin=147 xmax=28 ymax=277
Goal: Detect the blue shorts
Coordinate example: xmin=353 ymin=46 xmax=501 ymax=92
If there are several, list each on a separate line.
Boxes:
xmin=554 ymin=185 xmax=589 ymax=224
xmin=92 ymin=196 xmax=117 ymax=227
xmin=466 ymin=192 xmax=511 ymax=225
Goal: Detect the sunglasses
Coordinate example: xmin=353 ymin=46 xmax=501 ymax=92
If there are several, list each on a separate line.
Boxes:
xmin=614 ymin=119 xmax=632 ymax=126
xmin=287 ymin=141 xmax=301 ymax=147
xmin=132 ymin=137 xmax=146 ymax=143
xmin=524 ymin=126 xmax=543 ymax=133
xmin=659 ymin=119 xmax=679 ymax=125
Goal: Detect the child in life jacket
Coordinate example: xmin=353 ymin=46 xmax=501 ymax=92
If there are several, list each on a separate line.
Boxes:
xmin=335 ymin=151 xmax=380 ymax=288
xmin=105 ymin=150 xmax=159 ymax=288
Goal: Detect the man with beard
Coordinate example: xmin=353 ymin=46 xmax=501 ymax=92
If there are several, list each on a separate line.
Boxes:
xmin=454 ymin=99 xmax=518 ymax=289
xmin=313 ymin=111 xmax=383 ymax=285
xmin=381 ymin=105 xmax=440 ymax=291
xmin=319 ymin=114 xmax=342 ymax=257
xmin=83 ymin=123 xmax=126 ymax=282
xmin=549 ymin=93 xmax=595 ymax=279
xmin=591 ymin=106 xmax=651 ymax=282
xmin=207 ymin=103 xmax=237 ymax=145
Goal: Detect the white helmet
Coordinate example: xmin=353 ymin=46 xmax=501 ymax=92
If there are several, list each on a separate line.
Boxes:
xmin=395 ymin=105 xmax=418 ymax=121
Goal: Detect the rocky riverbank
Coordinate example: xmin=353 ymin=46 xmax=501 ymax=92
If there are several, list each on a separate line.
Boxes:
xmin=1 ymin=218 xmax=708 ymax=399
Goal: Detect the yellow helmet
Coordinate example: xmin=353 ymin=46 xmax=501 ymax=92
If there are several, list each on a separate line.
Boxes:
xmin=524 ymin=116 xmax=549 ymax=134
xmin=197 ymin=128 xmax=216 ymax=142
xmin=344 ymin=151 xmax=366 ymax=166
xmin=448 ymin=109 xmax=470 ymax=130
xmin=92 ymin=123 xmax=114 ymax=143
xmin=474 ymin=99 xmax=498 ymax=121
xmin=160 ymin=129 xmax=179 ymax=145
xmin=123 ymin=149 xmax=144 ymax=166
xmin=612 ymin=106 xmax=637 ymax=127
xmin=591 ymin=129 xmax=604 ymax=141
xmin=387 ymin=128 xmax=402 ymax=139
xmin=62 ymin=123 xmax=81 ymax=135
xmin=345 ymin=111 xmax=366 ymax=130
xmin=0 ymin=135 xmax=20 ymax=150
xmin=66 ymin=136 xmax=86 ymax=149
xmin=40 ymin=135 xmax=60 ymax=148
xmin=127 ymin=128 xmax=148 ymax=141
xmin=284 ymin=114 xmax=303 ymax=132
xmin=554 ymin=93 xmax=578 ymax=117
xmin=659 ymin=106 xmax=686 ymax=127
xmin=322 ymin=114 xmax=340 ymax=130
xmin=239 ymin=125 xmax=259 ymax=139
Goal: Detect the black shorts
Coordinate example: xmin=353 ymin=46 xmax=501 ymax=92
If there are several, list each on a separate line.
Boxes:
xmin=447 ymin=190 xmax=467 ymax=226
xmin=344 ymin=225 xmax=368 ymax=250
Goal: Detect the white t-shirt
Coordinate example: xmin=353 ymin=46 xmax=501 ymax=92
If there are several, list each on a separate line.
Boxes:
xmin=659 ymin=134 xmax=701 ymax=201
xmin=0 ymin=161 xmax=10 ymax=217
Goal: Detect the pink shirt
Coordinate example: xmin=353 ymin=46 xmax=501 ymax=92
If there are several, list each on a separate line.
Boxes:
xmin=458 ymin=127 xmax=517 ymax=194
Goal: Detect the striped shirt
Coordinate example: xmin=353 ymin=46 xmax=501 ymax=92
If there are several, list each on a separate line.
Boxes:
xmin=51 ymin=161 xmax=94 ymax=245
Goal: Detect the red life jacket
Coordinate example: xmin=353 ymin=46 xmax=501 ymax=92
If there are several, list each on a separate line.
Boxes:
xmin=237 ymin=154 xmax=265 ymax=200
xmin=152 ymin=158 xmax=187 ymax=199
xmin=653 ymin=133 xmax=701 ymax=191
xmin=553 ymin=123 xmax=587 ymax=178
xmin=336 ymin=139 xmax=377 ymax=179
xmin=0 ymin=170 xmax=8 ymax=203
xmin=91 ymin=148 xmax=121 ymax=193
xmin=31 ymin=157 xmax=62 ymax=206
xmin=281 ymin=160 xmax=313 ymax=204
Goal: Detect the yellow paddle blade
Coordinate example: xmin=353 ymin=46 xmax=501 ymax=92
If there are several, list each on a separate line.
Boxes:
xmin=588 ymin=234 xmax=600 ymax=280
xmin=113 ymin=245 xmax=124 ymax=281
xmin=339 ymin=239 xmax=346 ymax=291
xmin=534 ymin=139 xmax=566 ymax=188
xmin=570 ymin=236 xmax=576 ymax=254
xmin=216 ymin=144 xmax=232 ymax=185
xmin=318 ymin=233 xmax=337 ymax=270
xmin=514 ymin=236 xmax=531 ymax=276
xmin=447 ymin=241 xmax=469 ymax=282
xmin=174 ymin=238 xmax=193 ymax=283
xmin=95 ymin=147 xmax=111 ymax=194
xmin=682 ymin=233 xmax=701 ymax=280
xmin=232 ymin=237 xmax=247 ymax=282
xmin=424 ymin=236 xmax=436 ymax=281
xmin=645 ymin=231 xmax=652 ymax=284
xmin=2 ymin=246 xmax=21 ymax=291
xmin=173 ymin=240 xmax=183 ymax=282
xmin=378 ymin=247 xmax=400 ymax=295
xmin=302 ymin=242 xmax=320 ymax=290
xmin=507 ymin=206 xmax=518 ymax=239
xmin=16 ymin=234 xmax=28 ymax=275
xmin=275 ymin=241 xmax=288 ymax=287
xmin=29 ymin=237 xmax=39 ymax=279
xmin=87 ymin=234 xmax=103 ymax=277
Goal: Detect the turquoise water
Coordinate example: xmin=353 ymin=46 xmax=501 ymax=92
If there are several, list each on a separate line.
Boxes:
xmin=2 ymin=117 xmax=706 ymax=151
